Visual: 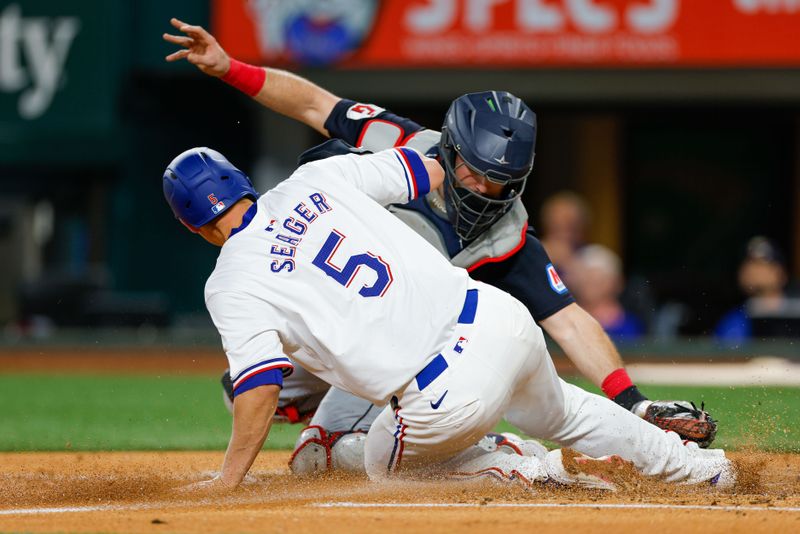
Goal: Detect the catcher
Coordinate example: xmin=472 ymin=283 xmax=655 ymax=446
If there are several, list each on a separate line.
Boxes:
xmin=164 ymin=18 xmax=717 ymax=473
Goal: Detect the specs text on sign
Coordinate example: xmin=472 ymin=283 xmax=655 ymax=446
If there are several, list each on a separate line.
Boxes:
xmin=403 ymin=0 xmax=800 ymax=35
xmin=404 ymin=0 xmax=680 ymax=34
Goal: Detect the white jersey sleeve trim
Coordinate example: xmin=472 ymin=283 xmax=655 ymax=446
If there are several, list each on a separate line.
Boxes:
xmin=232 ymin=357 xmax=294 ymax=391
xmin=392 ymin=147 xmax=431 ymax=201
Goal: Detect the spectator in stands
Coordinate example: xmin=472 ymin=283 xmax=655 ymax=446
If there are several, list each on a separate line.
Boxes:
xmin=539 ymin=191 xmax=590 ymax=285
xmin=569 ymin=244 xmax=645 ymax=340
xmin=715 ymin=237 xmax=791 ymax=341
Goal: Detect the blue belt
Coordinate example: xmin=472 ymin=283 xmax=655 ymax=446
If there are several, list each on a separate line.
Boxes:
xmin=415 ymin=289 xmax=478 ymax=391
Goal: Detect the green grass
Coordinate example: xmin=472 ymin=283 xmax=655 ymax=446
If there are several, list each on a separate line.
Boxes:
xmin=537 ymin=379 xmax=799 ymax=452
xmin=0 ymin=373 xmax=797 ymax=452
xmin=0 ymin=373 xmax=296 ymax=451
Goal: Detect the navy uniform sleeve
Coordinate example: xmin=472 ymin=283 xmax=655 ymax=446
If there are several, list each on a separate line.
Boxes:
xmin=471 ymin=232 xmax=575 ymax=323
xmin=323 ymin=99 xmax=424 ymax=151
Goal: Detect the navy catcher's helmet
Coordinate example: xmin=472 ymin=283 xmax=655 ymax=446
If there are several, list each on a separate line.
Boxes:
xmin=163 ymin=147 xmax=258 ymax=229
xmin=439 ymin=91 xmax=537 ymax=241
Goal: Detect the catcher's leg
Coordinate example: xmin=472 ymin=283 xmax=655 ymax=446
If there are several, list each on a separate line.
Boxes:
xmin=505 ymin=350 xmax=733 ymax=486
xmin=308 ymin=386 xmax=382 ymax=432
xmin=290 ymin=387 xmax=380 ymax=475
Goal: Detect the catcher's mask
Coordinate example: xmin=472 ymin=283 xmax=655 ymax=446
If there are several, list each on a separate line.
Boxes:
xmin=439 ymin=91 xmax=537 ymax=241
xmin=163 ymin=147 xmax=258 ymax=230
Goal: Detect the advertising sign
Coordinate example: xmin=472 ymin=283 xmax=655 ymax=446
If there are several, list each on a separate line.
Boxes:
xmin=0 ymin=1 xmax=123 ymax=163
xmin=214 ymin=0 xmax=800 ymax=68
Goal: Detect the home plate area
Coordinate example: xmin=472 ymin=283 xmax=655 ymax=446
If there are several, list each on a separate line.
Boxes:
xmin=1 ymin=451 xmax=798 ymax=533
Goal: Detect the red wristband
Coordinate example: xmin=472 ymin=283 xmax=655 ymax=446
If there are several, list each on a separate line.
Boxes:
xmin=601 ymin=368 xmax=634 ymax=400
xmin=221 ymin=58 xmax=266 ymax=97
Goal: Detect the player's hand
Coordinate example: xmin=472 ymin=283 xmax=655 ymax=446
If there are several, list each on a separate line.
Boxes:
xmin=176 ymin=475 xmax=237 ymax=495
xmin=163 ymin=17 xmax=230 ymax=78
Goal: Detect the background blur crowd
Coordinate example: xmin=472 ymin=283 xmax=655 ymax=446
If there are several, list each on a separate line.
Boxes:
xmin=538 ymin=191 xmax=799 ymax=343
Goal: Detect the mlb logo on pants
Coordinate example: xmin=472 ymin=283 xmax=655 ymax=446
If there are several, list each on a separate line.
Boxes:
xmin=453 ymin=337 xmax=468 ymax=353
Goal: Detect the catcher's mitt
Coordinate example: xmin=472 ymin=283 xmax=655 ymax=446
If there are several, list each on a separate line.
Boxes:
xmin=643 ymin=400 xmax=717 ymax=448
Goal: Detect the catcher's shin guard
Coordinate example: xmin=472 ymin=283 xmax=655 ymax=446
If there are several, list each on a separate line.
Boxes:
xmin=289 ymin=426 xmax=331 ymax=475
xmin=289 ymin=427 xmax=368 ymax=475
xmin=329 ymin=431 xmax=367 ymax=473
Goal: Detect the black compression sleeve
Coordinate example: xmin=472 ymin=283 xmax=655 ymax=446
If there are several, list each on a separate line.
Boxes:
xmin=613 ymin=385 xmax=649 ymax=412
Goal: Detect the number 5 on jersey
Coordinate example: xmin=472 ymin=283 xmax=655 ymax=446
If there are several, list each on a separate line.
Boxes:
xmin=312 ymin=230 xmax=394 ymax=298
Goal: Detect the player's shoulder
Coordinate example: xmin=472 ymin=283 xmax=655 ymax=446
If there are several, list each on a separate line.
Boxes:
xmin=204 ymin=267 xmax=244 ymax=305
xmin=296 ymin=146 xmax=406 ymax=174
xmin=203 ymin=275 xmax=264 ymax=318
xmin=288 ymin=150 xmax=361 ymax=186
xmin=204 ymin=244 xmax=264 ymax=303
xmin=516 ymin=230 xmax=559 ymax=268
xmin=523 ymin=229 xmax=547 ymax=251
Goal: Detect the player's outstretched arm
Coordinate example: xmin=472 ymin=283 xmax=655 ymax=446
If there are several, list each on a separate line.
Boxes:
xmin=219 ymin=384 xmax=281 ymax=487
xmin=182 ymin=384 xmax=280 ymax=493
xmin=539 ymin=303 xmax=625 ymax=391
xmin=541 ymin=303 xmax=718 ymax=447
xmin=163 ymin=17 xmax=339 ymax=136
xmin=423 ymin=155 xmax=445 ymax=191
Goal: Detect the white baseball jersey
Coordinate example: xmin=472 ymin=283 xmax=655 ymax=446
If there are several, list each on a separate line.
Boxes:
xmin=205 ymin=148 xmax=470 ymax=404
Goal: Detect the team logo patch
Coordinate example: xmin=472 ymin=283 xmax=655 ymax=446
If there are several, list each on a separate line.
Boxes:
xmin=453 ymin=337 xmax=468 ymax=354
xmin=546 ymin=263 xmax=568 ymax=294
xmin=346 ymin=103 xmax=385 ymax=120
xmin=211 ymin=201 xmax=226 ymax=214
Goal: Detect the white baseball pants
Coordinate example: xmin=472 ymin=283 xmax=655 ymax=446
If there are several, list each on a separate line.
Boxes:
xmin=364 ymin=280 xmax=716 ymax=483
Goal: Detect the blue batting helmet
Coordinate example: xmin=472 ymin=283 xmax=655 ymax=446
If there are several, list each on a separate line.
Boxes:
xmin=439 ymin=91 xmax=537 ymax=241
xmin=163 ymin=147 xmax=258 ymax=229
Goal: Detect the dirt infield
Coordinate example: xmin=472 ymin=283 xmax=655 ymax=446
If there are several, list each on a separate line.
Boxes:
xmin=0 ymin=348 xmax=225 ymax=375
xmin=1 ymin=451 xmax=798 ymax=533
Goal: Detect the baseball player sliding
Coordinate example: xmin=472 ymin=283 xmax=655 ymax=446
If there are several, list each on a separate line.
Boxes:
xmin=163 ymin=18 xmax=717 ymax=474
xmin=163 ymin=146 xmax=733 ymax=491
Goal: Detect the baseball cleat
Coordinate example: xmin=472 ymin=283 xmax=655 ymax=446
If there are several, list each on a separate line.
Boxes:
xmin=478 ymin=433 xmax=523 ymax=455
xmin=477 ymin=432 xmax=548 ymax=460
xmin=682 ymin=453 xmax=736 ymax=489
xmin=543 ymin=449 xmax=620 ymax=491
xmin=448 ymin=449 xmax=549 ymax=488
xmin=500 ymin=432 xmax=549 ymax=460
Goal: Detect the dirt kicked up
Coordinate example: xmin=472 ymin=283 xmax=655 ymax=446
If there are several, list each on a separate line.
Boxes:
xmin=1 ymin=451 xmax=798 ymax=534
